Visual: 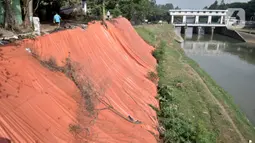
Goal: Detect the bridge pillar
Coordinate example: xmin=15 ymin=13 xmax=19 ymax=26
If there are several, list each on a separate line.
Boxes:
xmin=181 ymin=26 xmax=187 ymax=34
xmin=195 ymin=16 xmax=199 ymax=24
xmin=205 ymin=43 xmax=209 ymax=50
xmin=182 ymin=16 xmax=187 ymax=23
xmin=220 ymin=16 xmax=224 ymax=24
xmin=171 ymin=15 xmax=174 ymax=24
xmin=193 ymin=27 xmax=198 ymax=34
xmin=208 ymin=16 xmax=212 ymax=24
xmin=193 ymin=26 xmax=202 ymax=34
xmin=211 ymin=27 xmax=215 ymax=34
xmin=217 ymin=43 xmax=220 ymax=51
xmin=204 ymin=27 xmax=215 ymax=35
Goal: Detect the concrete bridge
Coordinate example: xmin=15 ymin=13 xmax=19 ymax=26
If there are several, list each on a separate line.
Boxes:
xmin=169 ymin=9 xmax=228 ymax=34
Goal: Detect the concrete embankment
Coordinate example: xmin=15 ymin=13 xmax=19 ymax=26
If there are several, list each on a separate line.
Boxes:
xmin=215 ymin=27 xmax=246 ymax=42
xmin=236 ymin=31 xmax=255 ymax=44
xmin=215 ymin=27 xmax=255 ymax=44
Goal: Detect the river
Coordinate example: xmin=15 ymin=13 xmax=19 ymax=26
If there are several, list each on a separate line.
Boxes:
xmin=178 ymin=27 xmax=255 ymax=126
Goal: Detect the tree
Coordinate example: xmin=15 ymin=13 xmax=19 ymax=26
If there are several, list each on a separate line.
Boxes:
xmin=218 ymin=0 xmax=227 ymax=9
xmin=175 ymin=6 xmax=180 ymax=9
xmin=21 ymin=0 xmax=32 ymax=27
xmin=165 ymin=3 xmax=174 ymax=10
xmin=208 ymin=0 xmax=218 ymax=9
xmin=206 ymin=0 xmax=255 ymax=20
xmin=247 ymin=0 xmax=255 ymax=20
xmin=3 ymin=0 xmax=18 ymax=30
xmin=86 ymin=0 xmax=174 ymax=24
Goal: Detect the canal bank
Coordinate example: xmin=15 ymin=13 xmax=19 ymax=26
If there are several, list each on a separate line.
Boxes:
xmin=177 ymin=26 xmax=255 ymax=43
xmin=215 ymin=27 xmax=246 ymax=42
xmin=181 ymin=31 xmax=255 ymax=126
xmin=136 ymin=24 xmax=255 ymax=142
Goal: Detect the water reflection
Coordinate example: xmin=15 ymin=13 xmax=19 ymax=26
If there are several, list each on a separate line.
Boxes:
xmin=181 ymin=32 xmax=255 ymax=65
xmin=224 ymin=43 xmax=255 ymax=65
xmin=179 ymin=30 xmax=255 ymax=125
xmin=182 ymin=41 xmax=226 ymax=56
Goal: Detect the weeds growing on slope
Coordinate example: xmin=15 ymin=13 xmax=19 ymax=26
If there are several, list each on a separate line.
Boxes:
xmin=137 ymin=26 xmax=224 ymax=142
xmin=147 ymin=71 xmax=158 ymax=84
xmin=136 ymin=25 xmax=255 ymax=142
xmin=157 ymin=85 xmax=197 ymax=142
xmin=69 ymin=124 xmax=82 ymax=136
xmin=31 ymin=50 xmax=99 ymax=116
xmin=151 ymin=38 xmax=198 ymax=142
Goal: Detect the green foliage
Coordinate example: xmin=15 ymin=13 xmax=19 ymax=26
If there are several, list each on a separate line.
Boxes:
xmin=135 ymin=27 xmax=156 ymax=45
xmin=86 ymin=0 xmax=174 ymax=24
xmin=137 ymin=24 xmax=255 ymax=142
xmin=156 ymin=85 xmax=197 ymax=143
xmin=153 ymin=41 xmax=166 ymax=62
xmin=207 ymin=0 xmax=255 ymax=20
xmin=145 ymin=29 xmax=198 ymax=142
xmin=136 ymin=25 xmax=221 ymax=143
xmin=111 ymin=6 xmax=122 ymax=18
xmin=147 ymin=3 xmax=173 ymax=23
xmin=208 ymin=0 xmax=218 ymax=9
xmin=118 ymin=0 xmax=153 ymax=24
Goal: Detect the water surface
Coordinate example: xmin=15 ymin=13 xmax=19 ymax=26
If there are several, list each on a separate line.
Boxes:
xmin=179 ymin=28 xmax=255 ymax=125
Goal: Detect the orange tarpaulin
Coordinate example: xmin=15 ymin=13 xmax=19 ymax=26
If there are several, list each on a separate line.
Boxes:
xmin=0 ymin=18 xmax=158 ymax=142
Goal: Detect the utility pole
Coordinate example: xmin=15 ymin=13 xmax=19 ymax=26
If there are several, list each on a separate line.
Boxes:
xmin=82 ymin=0 xmax=87 ymax=15
xmin=102 ymin=0 xmax=105 ymax=20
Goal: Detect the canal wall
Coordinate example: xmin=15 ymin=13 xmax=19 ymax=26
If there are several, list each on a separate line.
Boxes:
xmin=236 ymin=31 xmax=255 ymax=44
xmin=215 ymin=27 xmax=246 ymax=42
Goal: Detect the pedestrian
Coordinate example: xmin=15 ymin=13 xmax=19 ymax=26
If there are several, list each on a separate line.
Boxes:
xmin=53 ymin=12 xmax=61 ymax=28
xmin=107 ymin=11 xmax=111 ymax=20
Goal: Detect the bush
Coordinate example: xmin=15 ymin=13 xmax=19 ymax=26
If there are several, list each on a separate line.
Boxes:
xmin=147 ymin=71 xmax=158 ymax=84
xmin=153 ymin=41 xmax=167 ymax=62
xmin=156 ymin=85 xmax=197 ymax=143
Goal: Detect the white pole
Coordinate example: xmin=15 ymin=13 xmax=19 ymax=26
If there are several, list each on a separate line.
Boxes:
xmin=220 ymin=16 xmax=224 ymax=24
xmin=29 ymin=0 xmax=33 ymax=22
xmin=208 ymin=16 xmax=212 ymax=24
xmin=195 ymin=16 xmax=199 ymax=24
xmin=183 ymin=16 xmax=187 ymax=23
xmin=82 ymin=0 xmax=87 ymax=14
xmin=171 ymin=15 xmax=174 ymax=24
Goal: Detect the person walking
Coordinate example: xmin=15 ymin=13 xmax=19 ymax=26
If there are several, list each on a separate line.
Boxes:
xmin=53 ymin=12 xmax=61 ymax=28
xmin=107 ymin=11 xmax=111 ymax=20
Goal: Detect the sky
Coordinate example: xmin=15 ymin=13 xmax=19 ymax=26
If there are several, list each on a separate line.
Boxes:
xmin=156 ymin=0 xmax=250 ymax=9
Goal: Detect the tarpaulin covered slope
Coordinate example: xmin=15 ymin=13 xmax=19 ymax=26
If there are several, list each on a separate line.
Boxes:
xmin=0 ymin=46 xmax=80 ymax=142
xmin=0 ymin=17 xmax=158 ymax=142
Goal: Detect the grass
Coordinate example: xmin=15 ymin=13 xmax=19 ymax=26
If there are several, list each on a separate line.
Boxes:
xmin=136 ymin=24 xmax=255 ymax=143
